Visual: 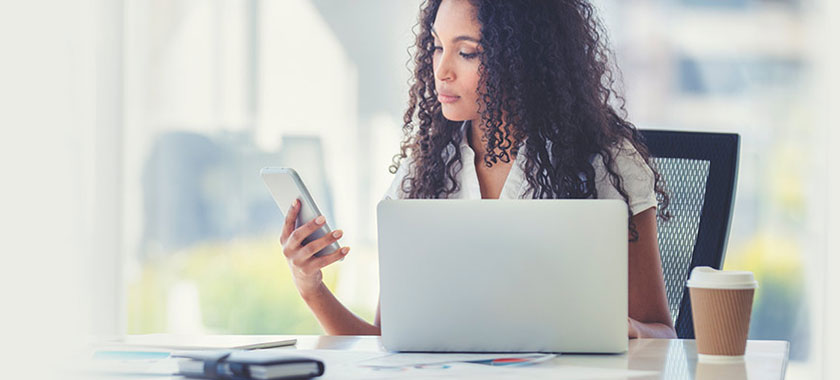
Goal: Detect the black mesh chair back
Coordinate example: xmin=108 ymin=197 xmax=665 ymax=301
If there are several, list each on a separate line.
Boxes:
xmin=640 ymin=130 xmax=740 ymax=339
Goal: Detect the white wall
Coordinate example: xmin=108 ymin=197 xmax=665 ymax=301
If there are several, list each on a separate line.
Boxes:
xmin=821 ymin=0 xmax=840 ymax=377
xmin=0 ymin=0 xmax=122 ymax=376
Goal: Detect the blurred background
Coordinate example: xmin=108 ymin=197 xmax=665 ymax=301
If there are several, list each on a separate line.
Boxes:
xmin=1 ymin=0 xmax=838 ymax=379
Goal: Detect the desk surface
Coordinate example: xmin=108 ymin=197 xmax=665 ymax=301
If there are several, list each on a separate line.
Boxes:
xmin=89 ymin=335 xmax=789 ymax=380
xmin=295 ymin=335 xmax=789 ymax=380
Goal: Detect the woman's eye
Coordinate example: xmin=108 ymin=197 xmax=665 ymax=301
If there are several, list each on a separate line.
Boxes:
xmin=433 ymin=45 xmax=477 ymax=60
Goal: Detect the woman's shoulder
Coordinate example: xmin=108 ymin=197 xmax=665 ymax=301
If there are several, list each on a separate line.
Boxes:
xmin=592 ymin=139 xmax=651 ymax=174
xmin=591 ymin=138 xmax=658 ymax=215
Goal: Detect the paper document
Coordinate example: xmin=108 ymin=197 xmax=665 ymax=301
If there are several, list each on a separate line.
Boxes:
xmin=357 ymin=352 xmax=557 ymax=368
xmin=284 ymin=350 xmax=563 ymax=379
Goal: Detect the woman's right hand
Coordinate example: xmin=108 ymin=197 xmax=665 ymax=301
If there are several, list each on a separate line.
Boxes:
xmin=279 ymin=199 xmax=350 ymax=297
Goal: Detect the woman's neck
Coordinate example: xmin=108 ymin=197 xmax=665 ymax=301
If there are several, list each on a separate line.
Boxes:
xmin=467 ymin=119 xmax=518 ymax=163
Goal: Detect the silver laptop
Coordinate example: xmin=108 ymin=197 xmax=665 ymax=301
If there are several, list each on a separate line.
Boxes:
xmin=376 ymin=199 xmax=628 ymax=353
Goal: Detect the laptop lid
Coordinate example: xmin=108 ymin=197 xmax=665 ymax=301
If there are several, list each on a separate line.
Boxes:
xmin=377 ymin=199 xmax=628 ymax=353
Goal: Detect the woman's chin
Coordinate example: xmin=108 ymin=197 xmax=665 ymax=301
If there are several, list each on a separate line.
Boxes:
xmin=441 ymin=107 xmax=474 ymax=122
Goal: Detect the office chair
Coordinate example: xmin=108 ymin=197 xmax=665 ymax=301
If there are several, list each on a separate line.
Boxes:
xmin=639 ymin=129 xmax=740 ymax=339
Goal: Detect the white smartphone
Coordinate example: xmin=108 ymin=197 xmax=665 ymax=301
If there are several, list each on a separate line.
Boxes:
xmin=260 ymin=167 xmax=341 ymax=257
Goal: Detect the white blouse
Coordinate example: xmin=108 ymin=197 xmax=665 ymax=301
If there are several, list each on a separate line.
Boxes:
xmin=382 ymin=121 xmax=658 ymax=216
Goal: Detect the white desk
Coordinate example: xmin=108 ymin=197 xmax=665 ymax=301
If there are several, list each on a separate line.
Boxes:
xmin=87 ymin=335 xmax=789 ymax=379
xmin=294 ymin=335 xmax=789 ymax=379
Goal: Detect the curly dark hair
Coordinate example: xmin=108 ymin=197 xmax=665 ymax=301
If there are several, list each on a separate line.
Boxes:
xmin=390 ymin=0 xmax=670 ymax=241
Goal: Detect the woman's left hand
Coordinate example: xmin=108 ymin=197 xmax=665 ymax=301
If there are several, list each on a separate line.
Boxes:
xmin=628 ymin=317 xmax=639 ymax=339
xmin=627 ymin=316 xmax=677 ymax=339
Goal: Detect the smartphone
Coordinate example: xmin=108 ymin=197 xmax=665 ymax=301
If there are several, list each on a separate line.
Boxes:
xmin=260 ymin=167 xmax=341 ymax=257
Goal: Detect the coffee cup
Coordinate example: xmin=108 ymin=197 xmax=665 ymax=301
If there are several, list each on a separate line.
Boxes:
xmin=686 ymin=266 xmax=758 ymax=362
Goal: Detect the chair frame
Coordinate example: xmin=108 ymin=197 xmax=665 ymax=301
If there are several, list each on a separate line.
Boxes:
xmin=640 ymin=129 xmax=740 ymax=339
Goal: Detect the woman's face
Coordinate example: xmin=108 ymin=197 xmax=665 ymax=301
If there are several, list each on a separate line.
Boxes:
xmin=432 ymin=0 xmax=483 ymax=122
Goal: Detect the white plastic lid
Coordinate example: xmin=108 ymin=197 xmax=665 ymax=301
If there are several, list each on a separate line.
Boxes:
xmin=686 ymin=266 xmax=758 ymax=290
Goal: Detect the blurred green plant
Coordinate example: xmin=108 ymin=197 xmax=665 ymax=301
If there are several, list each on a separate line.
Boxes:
xmin=724 ymin=232 xmax=809 ymax=360
xmin=127 ymin=235 xmax=346 ymax=334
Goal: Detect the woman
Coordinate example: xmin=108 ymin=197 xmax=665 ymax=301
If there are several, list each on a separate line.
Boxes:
xmin=279 ymin=0 xmax=677 ymax=339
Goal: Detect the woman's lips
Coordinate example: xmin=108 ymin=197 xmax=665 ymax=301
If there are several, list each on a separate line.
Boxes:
xmin=438 ymin=94 xmax=460 ymax=103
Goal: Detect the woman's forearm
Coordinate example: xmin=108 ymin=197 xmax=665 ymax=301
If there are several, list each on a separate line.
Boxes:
xmin=301 ymin=283 xmax=381 ymax=335
xmin=628 ymin=317 xmax=677 ymax=339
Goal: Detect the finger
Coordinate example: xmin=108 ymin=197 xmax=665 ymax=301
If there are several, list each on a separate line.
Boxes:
xmin=287 ymin=214 xmax=328 ymax=249
xmin=303 ymin=246 xmax=350 ymax=273
xmin=279 ymin=199 xmax=300 ymax=245
xmin=296 ymin=229 xmax=344 ymax=261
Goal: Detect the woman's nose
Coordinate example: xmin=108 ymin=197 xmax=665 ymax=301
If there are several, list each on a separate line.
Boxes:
xmin=434 ymin=53 xmax=455 ymax=82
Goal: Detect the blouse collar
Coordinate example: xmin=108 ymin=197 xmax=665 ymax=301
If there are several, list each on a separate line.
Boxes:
xmin=454 ymin=120 xmax=529 ymax=199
